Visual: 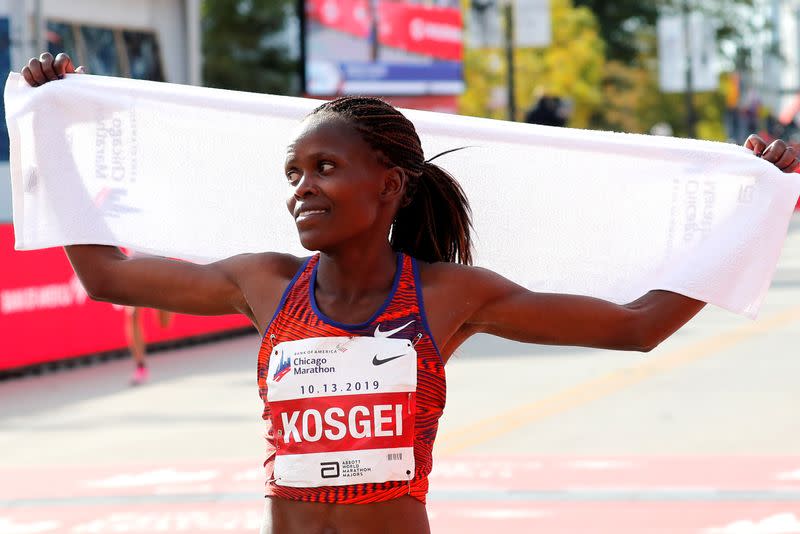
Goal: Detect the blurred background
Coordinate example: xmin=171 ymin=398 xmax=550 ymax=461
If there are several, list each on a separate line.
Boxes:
xmin=1 ymin=1 xmax=800 ymax=533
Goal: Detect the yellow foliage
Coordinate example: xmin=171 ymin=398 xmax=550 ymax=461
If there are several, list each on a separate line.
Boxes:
xmin=459 ymin=0 xmax=605 ymax=127
xmin=458 ymin=1 xmax=729 ymax=140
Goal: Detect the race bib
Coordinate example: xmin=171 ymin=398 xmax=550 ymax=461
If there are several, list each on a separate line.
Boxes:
xmin=266 ymin=336 xmax=417 ymax=488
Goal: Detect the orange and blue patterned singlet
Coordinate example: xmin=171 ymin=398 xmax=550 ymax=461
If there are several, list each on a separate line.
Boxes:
xmin=257 ymin=253 xmax=446 ymax=504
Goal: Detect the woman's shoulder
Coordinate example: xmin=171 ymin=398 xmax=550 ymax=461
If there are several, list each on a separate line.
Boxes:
xmin=415 ymin=259 xmax=500 ymax=290
xmin=220 ymin=251 xmax=307 ymax=284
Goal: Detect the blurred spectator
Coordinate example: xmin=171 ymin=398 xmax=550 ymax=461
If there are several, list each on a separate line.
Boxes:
xmin=122 ymin=249 xmax=173 ymax=386
xmin=650 ymin=122 xmax=674 ymax=136
xmin=524 ymin=94 xmax=570 ymax=127
xmin=127 ymin=306 xmax=173 ymax=386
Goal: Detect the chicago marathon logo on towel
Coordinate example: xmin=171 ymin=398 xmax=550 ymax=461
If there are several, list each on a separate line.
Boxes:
xmin=95 ymin=111 xmax=138 ymax=184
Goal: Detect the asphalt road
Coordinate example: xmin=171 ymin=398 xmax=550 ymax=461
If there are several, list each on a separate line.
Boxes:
xmin=2 ymin=215 xmax=800 ymax=533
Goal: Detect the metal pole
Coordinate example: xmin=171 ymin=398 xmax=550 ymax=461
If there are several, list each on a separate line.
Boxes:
xmin=33 ymin=0 xmax=44 ymax=54
xmin=185 ymin=0 xmax=202 ymax=86
xmin=504 ymin=0 xmax=516 ymax=121
xmin=683 ymin=0 xmax=697 ymax=138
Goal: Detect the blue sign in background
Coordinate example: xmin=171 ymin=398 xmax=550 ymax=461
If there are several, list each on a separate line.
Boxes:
xmin=1 ymin=18 xmax=10 ymax=162
xmin=341 ymin=61 xmax=462 ymax=82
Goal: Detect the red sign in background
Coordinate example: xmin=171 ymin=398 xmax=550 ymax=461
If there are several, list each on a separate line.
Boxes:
xmin=377 ymin=1 xmax=462 ymax=62
xmin=305 ymin=0 xmax=370 ymax=38
xmin=0 ymin=224 xmax=253 ymax=372
xmin=305 ymin=0 xmax=462 ymax=62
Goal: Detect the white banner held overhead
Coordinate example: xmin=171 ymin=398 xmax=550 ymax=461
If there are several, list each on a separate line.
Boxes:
xmin=5 ymin=72 xmax=800 ymax=319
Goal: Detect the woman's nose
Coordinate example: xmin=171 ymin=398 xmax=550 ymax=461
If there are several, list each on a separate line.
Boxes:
xmin=294 ymin=172 xmax=318 ymax=198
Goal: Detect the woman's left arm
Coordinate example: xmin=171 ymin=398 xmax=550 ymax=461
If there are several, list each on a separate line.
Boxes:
xmin=455 ymin=266 xmax=703 ymax=353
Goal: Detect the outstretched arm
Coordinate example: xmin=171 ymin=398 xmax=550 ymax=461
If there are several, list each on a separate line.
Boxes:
xmin=453 ymin=266 xmax=703 ymax=353
xmin=65 ymin=245 xmax=255 ymax=318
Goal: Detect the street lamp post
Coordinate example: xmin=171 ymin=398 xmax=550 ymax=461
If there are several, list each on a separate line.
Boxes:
xmin=503 ymin=0 xmax=516 ymax=121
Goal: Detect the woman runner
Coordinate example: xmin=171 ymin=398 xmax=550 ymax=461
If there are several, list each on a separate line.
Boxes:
xmin=21 ymin=52 xmax=800 ymax=534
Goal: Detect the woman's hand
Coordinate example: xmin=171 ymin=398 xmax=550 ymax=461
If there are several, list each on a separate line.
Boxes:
xmin=745 ymin=134 xmax=799 ymax=173
xmin=21 ymin=52 xmax=86 ymax=87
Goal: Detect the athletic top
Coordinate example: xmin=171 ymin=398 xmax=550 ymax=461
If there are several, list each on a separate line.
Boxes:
xmin=256 ymin=253 xmax=446 ymax=504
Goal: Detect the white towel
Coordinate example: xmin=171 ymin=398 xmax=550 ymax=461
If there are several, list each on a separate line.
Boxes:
xmin=5 ymin=72 xmax=800 ymax=318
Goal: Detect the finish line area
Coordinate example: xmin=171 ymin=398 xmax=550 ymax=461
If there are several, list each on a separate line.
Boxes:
xmin=2 ymin=457 xmax=800 ymax=533
xmin=3 ymin=218 xmax=800 ymax=533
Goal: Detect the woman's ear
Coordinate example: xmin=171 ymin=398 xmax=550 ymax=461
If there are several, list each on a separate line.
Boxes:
xmin=381 ymin=166 xmax=407 ymax=204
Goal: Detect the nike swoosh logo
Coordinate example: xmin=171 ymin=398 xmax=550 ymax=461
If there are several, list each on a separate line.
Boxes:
xmin=372 ymin=354 xmax=405 ymax=366
xmin=374 ymin=320 xmax=414 ymax=338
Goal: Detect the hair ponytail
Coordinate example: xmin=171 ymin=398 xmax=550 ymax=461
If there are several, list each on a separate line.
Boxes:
xmin=391 ymin=161 xmax=472 ymax=265
xmin=311 ymin=96 xmax=473 ymax=264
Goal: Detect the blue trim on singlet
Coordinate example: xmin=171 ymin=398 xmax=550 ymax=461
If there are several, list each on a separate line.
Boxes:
xmin=262 ymin=256 xmax=313 ymax=342
xmin=411 ymin=257 xmax=444 ymax=363
xmin=309 ymin=252 xmax=403 ymax=331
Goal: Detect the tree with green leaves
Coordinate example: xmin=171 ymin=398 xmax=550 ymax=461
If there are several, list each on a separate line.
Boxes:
xmin=572 ymin=0 xmax=658 ymax=65
xmin=202 ymin=0 xmax=300 ymax=95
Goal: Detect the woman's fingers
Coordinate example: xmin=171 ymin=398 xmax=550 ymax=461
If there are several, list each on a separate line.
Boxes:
xmin=20 ymin=65 xmax=35 ymax=86
xmin=761 ymin=140 xmax=799 ymax=173
xmin=746 ymin=137 xmax=800 ymax=173
xmin=745 ymin=134 xmax=768 ymax=156
xmin=53 ymin=53 xmax=77 ymax=76
xmin=775 ymin=146 xmax=799 ymax=172
xmin=39 ymin=52 xmax=59 ymax=81
xmin=26 ymin=57 xmax=47 ymax=86
xmin=21 ymin=53 xmax=86 ymax=87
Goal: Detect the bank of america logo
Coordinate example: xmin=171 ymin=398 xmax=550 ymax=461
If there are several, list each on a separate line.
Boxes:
xmin=273 ymin=351 xmax=291 ymax=382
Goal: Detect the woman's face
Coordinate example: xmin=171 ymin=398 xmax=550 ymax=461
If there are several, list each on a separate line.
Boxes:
xmin=284 ymin=114 xmax=399 ymax=252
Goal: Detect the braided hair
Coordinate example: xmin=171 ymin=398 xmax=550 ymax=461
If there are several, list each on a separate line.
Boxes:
xmin=310 ymin=96 xmax=473 ymax=265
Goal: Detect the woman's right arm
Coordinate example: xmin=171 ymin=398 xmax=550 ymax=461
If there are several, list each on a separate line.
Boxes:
xmin=65 ymin=245 xmax=254 ymax=317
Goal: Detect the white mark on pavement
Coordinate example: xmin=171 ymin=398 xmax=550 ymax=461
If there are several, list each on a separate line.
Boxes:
xmin=459 ymin=508 xmax=549 ymax=520
xmin=0 ymin=518 xmax=60 ymax=534
xmin=71 ymin=511 xmax=262 ymax=532
xmin=232 ymin=468 xmax=263 ymax=482
xmin=567 ymin=460 xmax=633 ymax=470
xmin=704 ymin=513 xmax=800 ymax=534
xmin=429 ymin=460 xmax=532 ymax=480
xmin=85 ymin=469 xmax=219 ymax=488
xmin=776 ymin=469 xmax=800 ymax=481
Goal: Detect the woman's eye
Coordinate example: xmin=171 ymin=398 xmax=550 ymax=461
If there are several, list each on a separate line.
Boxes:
xmin=286 ymin=170 xmax=300 ymax=183
xmin=319 ymin=162 xmax=334 ymax=173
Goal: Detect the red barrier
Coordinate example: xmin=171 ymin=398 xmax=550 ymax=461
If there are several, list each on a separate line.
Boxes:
xmin=0 ymin=224 xmax=253 ymax=372
xmin=378 ymin=2 xmax=462 ymax=62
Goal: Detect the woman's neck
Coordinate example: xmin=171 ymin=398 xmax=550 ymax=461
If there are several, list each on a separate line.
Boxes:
xmin=315 ymin=243 xmax=398 ymax=305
